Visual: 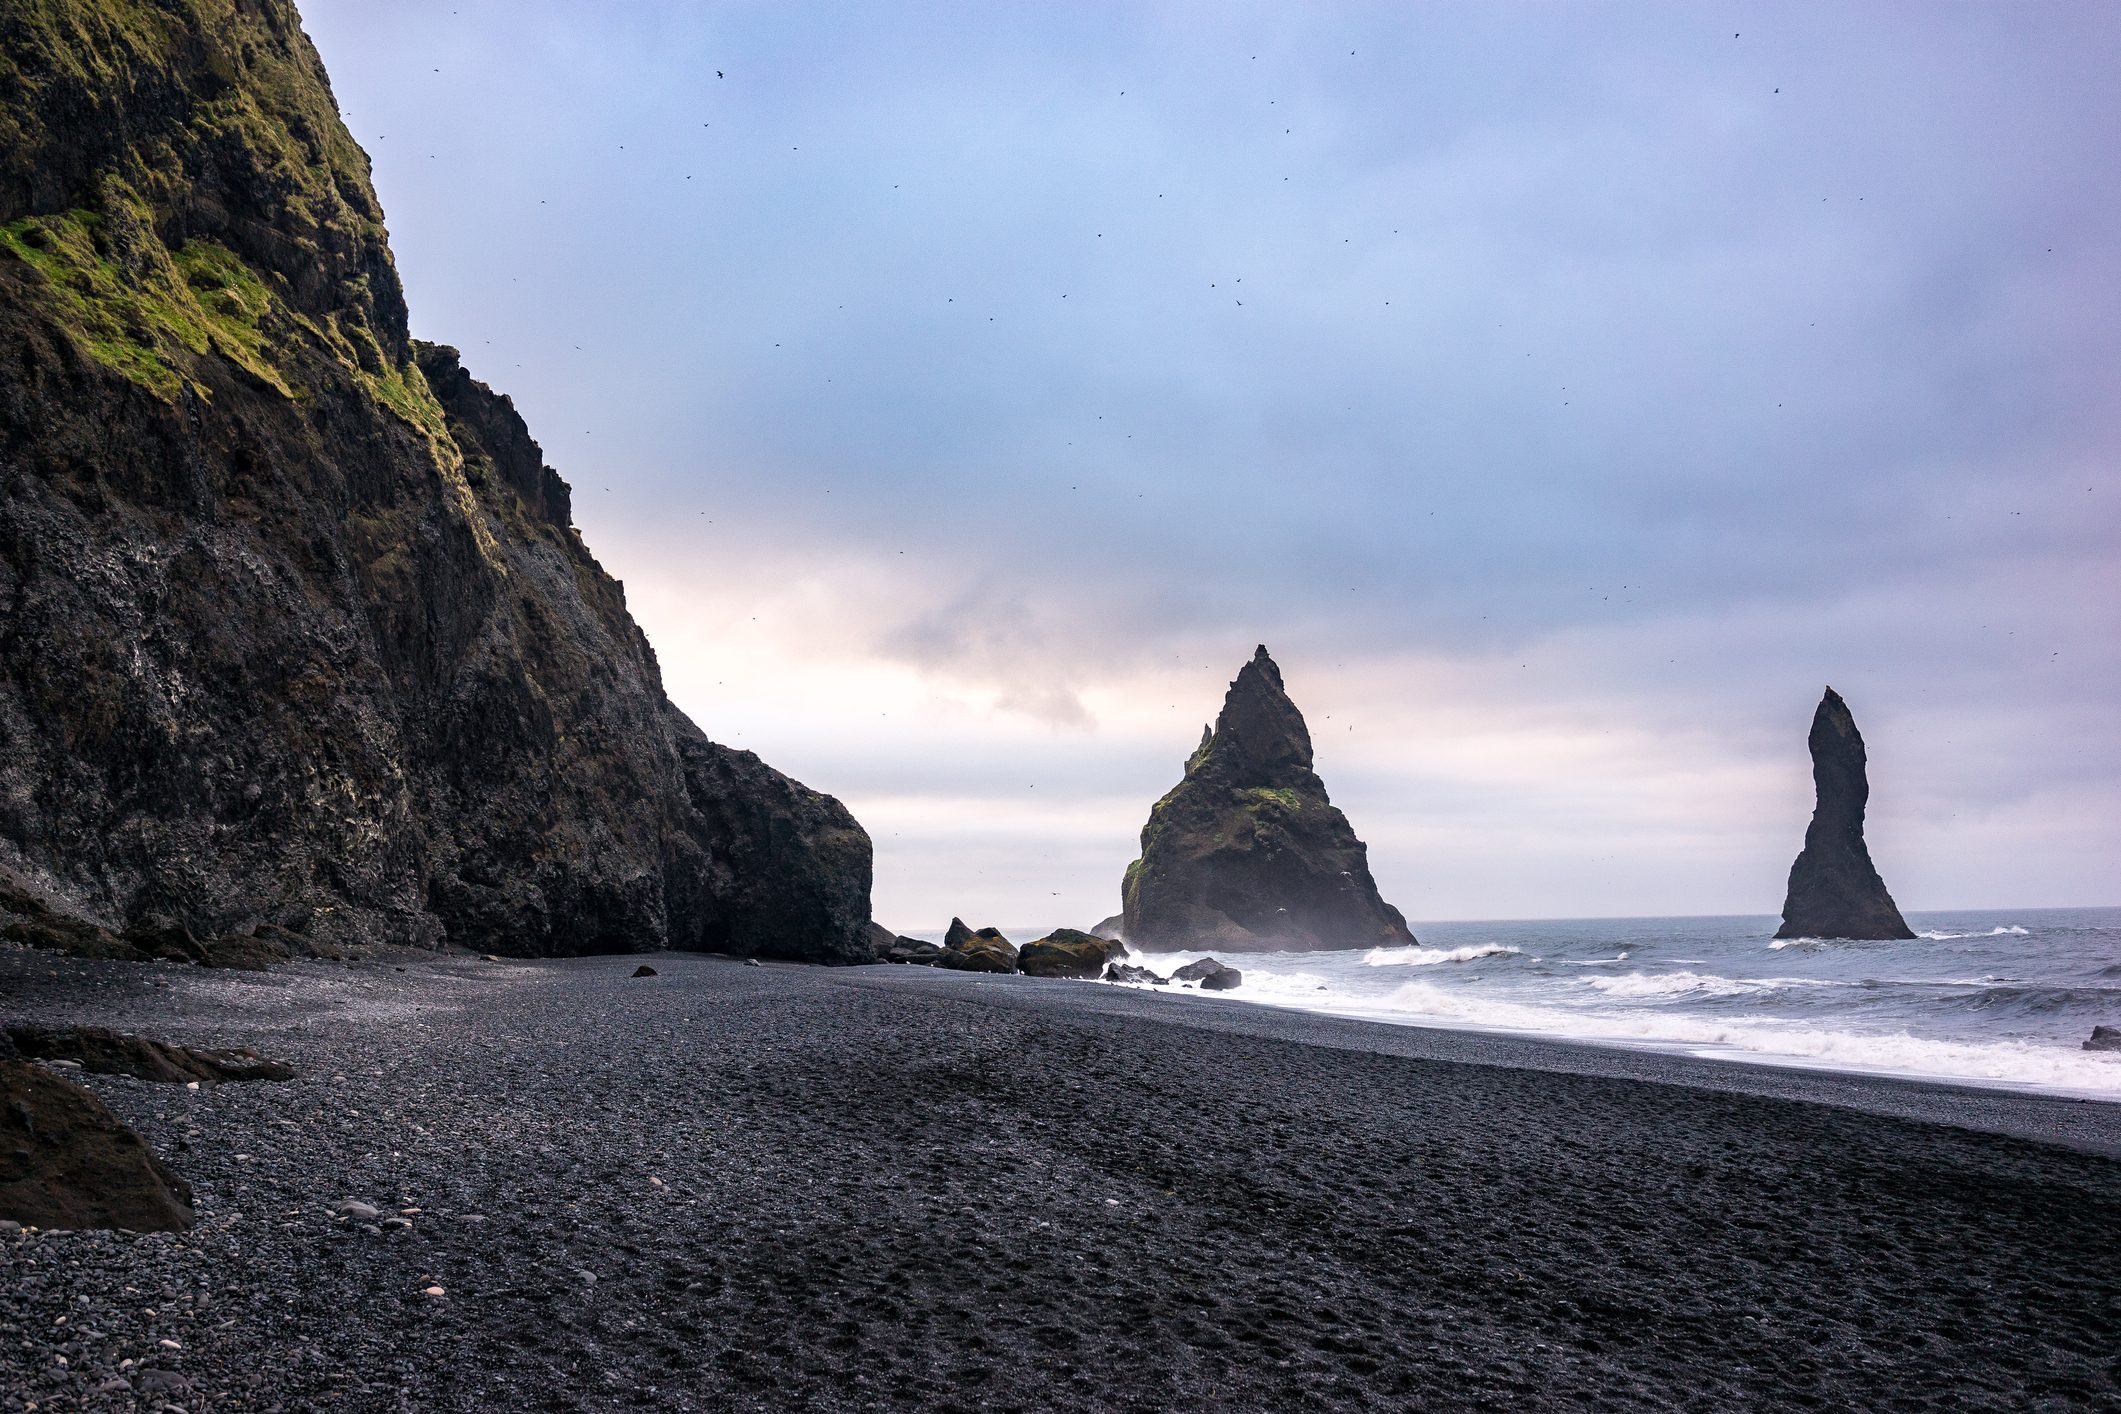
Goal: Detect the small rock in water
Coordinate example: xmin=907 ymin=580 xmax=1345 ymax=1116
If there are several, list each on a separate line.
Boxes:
xmin=2084 ymin=1026 xmax=2121 ymax=1052
xmin=631 ymin=964 xmax=658 ymax=978
xmin=1172 ymin=957 xmax=1243 ymax=990
xmin=1104 ymin=962 xmax=1168 ymax=986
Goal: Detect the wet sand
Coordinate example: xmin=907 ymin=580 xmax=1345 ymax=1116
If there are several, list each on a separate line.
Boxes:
xmin=3 ymin=947 xmax=2117 ymax=1411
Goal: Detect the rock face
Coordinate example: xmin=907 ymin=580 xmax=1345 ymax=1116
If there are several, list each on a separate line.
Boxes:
xmin=0 ymin=1059 xmax=194 ymax=1231
xmin=1089 ymin=914 xmax=1126 ymax=942
xmin=0 ymin=2 xmax=871 ymax=962
xmin=936 ymin=919 xmax=1017 ymax=973
xmin=1775 ymin=689 xmax=1915 ymax=942
xmin=4 ymin=1025 xmax=293 ymax=1085
xmin=1122 ymin=647 xmax=1415 ymax=953
xmin=2083 ymin=1027 xmax=2121 ymax=1053
xmin=1016 ymin=929 xmax=1117 ymax=979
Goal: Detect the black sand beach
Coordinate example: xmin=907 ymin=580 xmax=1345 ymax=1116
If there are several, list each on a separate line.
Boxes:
xmin=3 ymin=948 xmax=2117 ymax=1413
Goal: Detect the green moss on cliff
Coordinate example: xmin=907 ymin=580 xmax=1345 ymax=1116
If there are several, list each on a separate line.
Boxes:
xmin=0 ymin=202 xmax=292 ymax=399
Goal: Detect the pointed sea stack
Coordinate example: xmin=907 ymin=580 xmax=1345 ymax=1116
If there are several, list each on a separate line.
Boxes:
xmin=1775 ymin=688 xmax=1915 ymax=941
xmin=1121 ymin=647 xmax=1415 ymax=952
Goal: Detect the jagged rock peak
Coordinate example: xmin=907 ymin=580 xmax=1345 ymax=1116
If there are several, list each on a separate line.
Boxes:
xmin=1121 ymin=647 xmax=1415 ymax=953
xmin=1775 ymin=687 xmax=1915 ymax=941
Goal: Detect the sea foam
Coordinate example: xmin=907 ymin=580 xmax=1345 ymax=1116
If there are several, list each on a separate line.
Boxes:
xmin=1361 ymin=943 xmax=1520 ymax=967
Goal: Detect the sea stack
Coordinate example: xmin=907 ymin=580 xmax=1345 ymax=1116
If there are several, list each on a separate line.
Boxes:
xmin=0 ymin=2 xmax=871 ymax=962
xmin=1775 ymin=688 xmax=1915 ymax=941
xmin=1121 ymin=647 xmax=1415 ymax=952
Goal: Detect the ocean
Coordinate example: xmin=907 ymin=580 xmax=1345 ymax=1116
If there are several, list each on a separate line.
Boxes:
xmin=1115 ymin=907 xmax=2121 ymax=1099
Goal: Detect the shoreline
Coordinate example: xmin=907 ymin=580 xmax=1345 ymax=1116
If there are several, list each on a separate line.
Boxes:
xmin=865 ymin=964 xmax=2121 ymax=1159
xmin=4 ymin=947 xmax=2118 ymax=1411
xmin=1102 ymin=972 xmax=2121 ymax=1115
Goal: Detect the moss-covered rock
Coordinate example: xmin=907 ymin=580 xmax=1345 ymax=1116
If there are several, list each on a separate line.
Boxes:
xmin=1017 ymin=928 xmax=1117 ymax=979
xmin=937 ymin=918 xmax=1017 ymax=973
xmin=1121 ymin=647 xmax=1415 ymax=953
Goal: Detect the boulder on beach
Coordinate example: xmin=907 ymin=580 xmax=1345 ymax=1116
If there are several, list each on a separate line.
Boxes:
xmin=0 ymin=1060 xmax=194 ymax=1232
xmin=1105 ymin=962 xmax=1169 ymax=986
xmin=936 ymin=919 xmax=1017 ymax=973
xmin=631 ymin=964 xmax=658 ymax=978
xmin=1172 ymin=957 xmax=1243 ymax=991
xmin=884 ymin=937 xmax=946 ymax=965
xmin=2085 ymin=1027 xmax=2121 ymax=1053
xmin=4 ymin=1026 xmax=293 ymax=1085
xmin=1775 ymin=688 xmax=1916 ymax=942
xmin=1121 ymin=647 xmax=1416 ymax=953
xmin=1017 ymin=929 xmax=1119 ymax=979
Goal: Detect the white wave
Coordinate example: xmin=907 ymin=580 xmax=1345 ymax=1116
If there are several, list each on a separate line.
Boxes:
xmin=1990 ymin=925 xmax=2030 ymax=935
xmin=1581 ymin=970 xmax=1755 ymax=999
xmin=1917 ymin=931 xmax=1970 ymax=940
xmin=1190 ymin=975 xmax=2121 ymax=1097
xmin=1362 ymin=943 xmax=1521 ymax=968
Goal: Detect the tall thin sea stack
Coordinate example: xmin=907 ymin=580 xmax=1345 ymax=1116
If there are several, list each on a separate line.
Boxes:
xmin=1121 ymin=647 xmax=1415 ymax=952
xmin=1775 ymin=688 xmax=1915 ymax=941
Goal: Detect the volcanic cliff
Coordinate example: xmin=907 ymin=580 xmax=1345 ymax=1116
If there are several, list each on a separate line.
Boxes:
xmin=1775 ymin=688 xmax=1914 ymax=942
xmin=1121 ymin=647 xmax=1415 ymax=952
xmin=0 ymin=0 xmax=872 ymax=961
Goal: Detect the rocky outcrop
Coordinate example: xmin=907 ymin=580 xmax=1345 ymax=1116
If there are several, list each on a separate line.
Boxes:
xmin=1172 ymin=957 xmax=1243 ymax=991
xmin=0 ymin=2 xmax=871 ymax=962
xmin=1089 ymin=914 xmax=1126 ymax=942
xmin=1105 ymin=962 xmax=1168 ymax=986
xmin=0 ymin=1059 xmax=193 ymax=1231
xmin=4 ymin=1025 xmax=293 ymax=1084
xmin=1017 ymin=929 xmax=1117 ymax=979
xmin=1121 ymin=647 xmax=1415 ymax=953
xmin=2084 ymin=1027 xmax=2121 ymax=1053
xmin=1775 ymin=689 xmax=1915 ymax=942
xmin=884 ymin=937 xmax=945 ymax=965
xmin=937 ymin=919 xmax=1017 ymax=973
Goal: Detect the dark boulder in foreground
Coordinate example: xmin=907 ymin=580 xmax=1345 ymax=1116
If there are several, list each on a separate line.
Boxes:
xmin=937 ymin=919 xmax=1017 ymax=973
xmin=1105 ymin=962 xmax=1169 ymax=986
xmin=1017 ymin=930 xmax=1119 ymax=979
xmin=0 ymin=0 xmax=872 ymax=965
xmin=0 ymin=1060 xmax=193 ymax=1232
xmin=1775 ymin=689 xmax=1916 ymax=942
xmin=1122 ymin=647 xmax=1416 ymax=953
xmin=2085 ymin=1027 xmax=2121 ymax=1053
xmin=632 ymin=965 xmax=659 ymax=978
xmin=4 ymin=1026 xmax=292 ymax=1085
xmin=1172 ymin=958 xmax=1243 ymax=991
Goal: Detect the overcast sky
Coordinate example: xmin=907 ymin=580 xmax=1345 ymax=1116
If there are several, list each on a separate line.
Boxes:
xmin=301 ymin=0 xmax=2118 ymax=933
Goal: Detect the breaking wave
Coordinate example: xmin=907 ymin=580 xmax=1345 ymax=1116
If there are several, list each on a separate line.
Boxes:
xmin=1361 ymin=943 xmax=1521 ymax=967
